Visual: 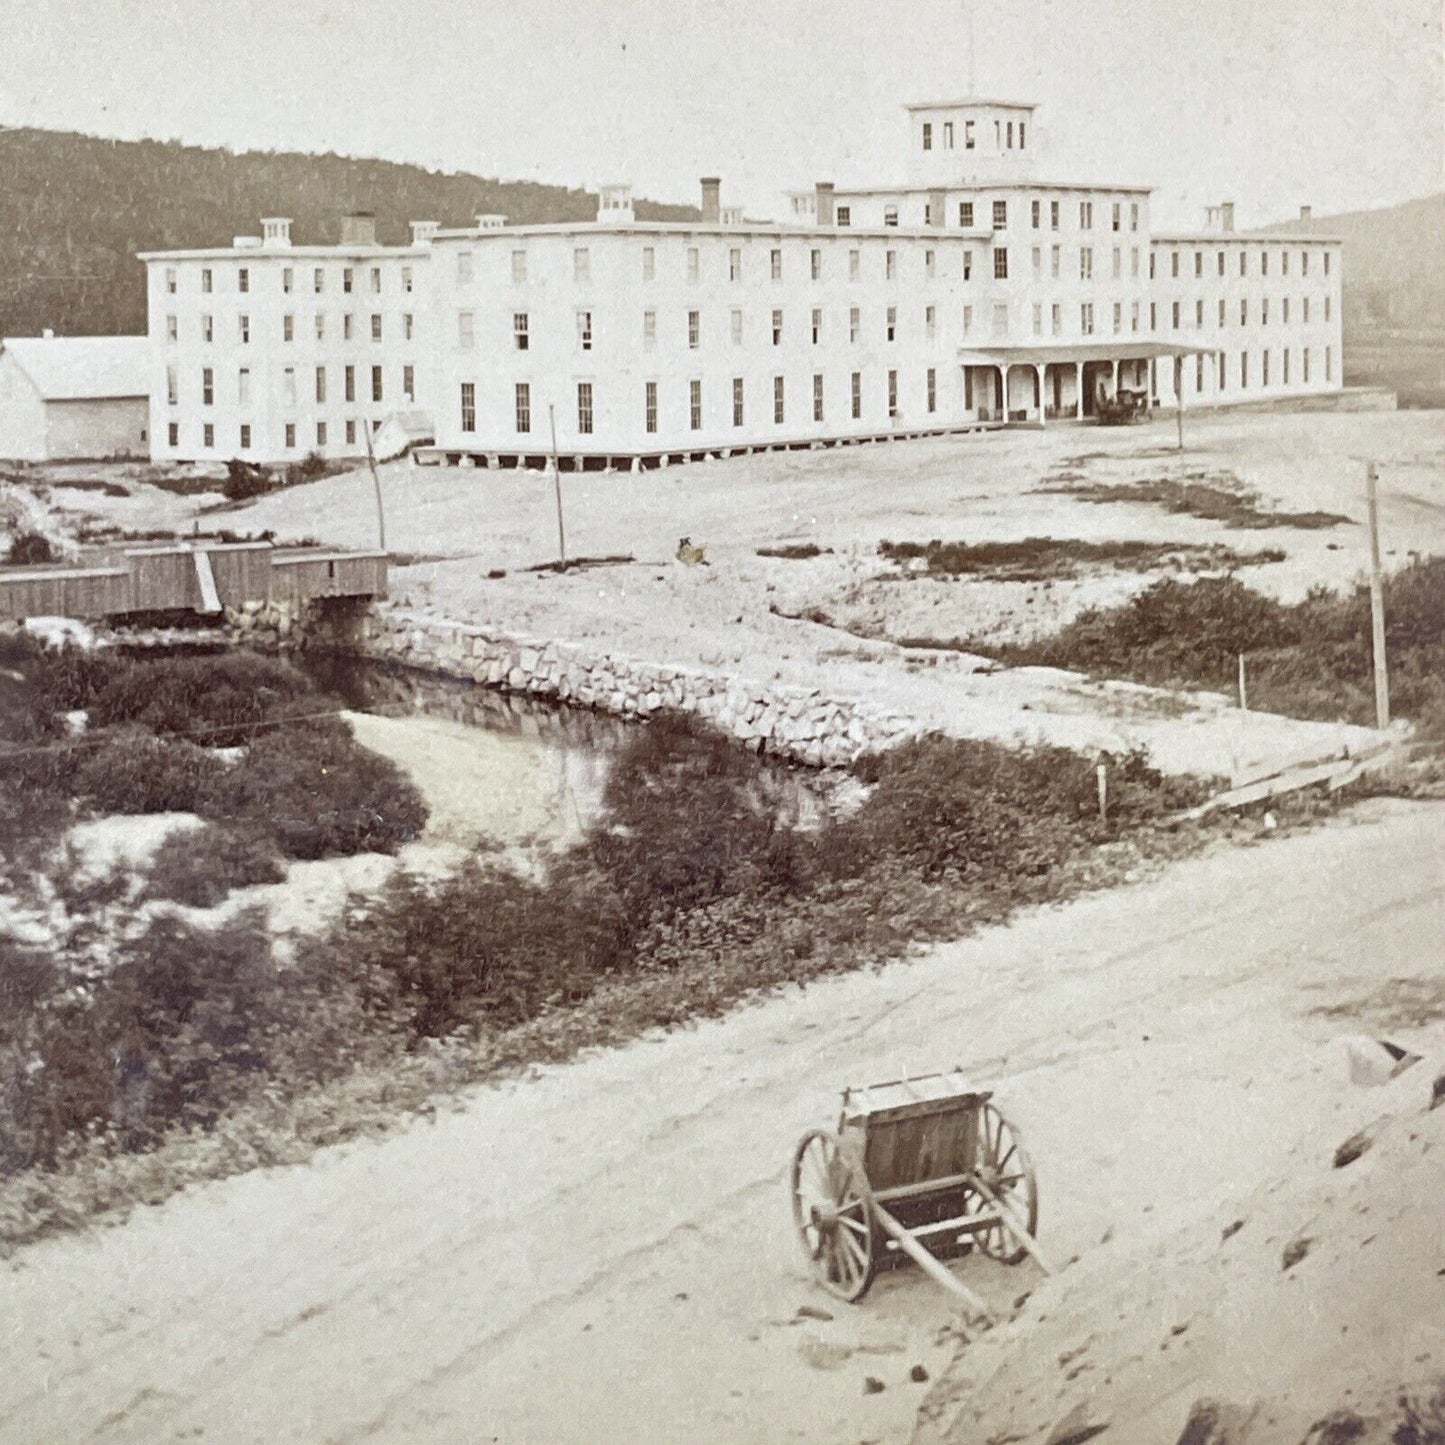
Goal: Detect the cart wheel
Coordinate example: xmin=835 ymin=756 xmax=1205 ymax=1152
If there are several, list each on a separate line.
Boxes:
xmin=970 ymin=1102 xmax=1039 ymax=1265
xmin=790 ymin=1129 xmax=876 ymax=1302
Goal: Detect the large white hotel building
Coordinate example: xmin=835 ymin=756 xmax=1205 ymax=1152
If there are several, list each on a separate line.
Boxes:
xmin=141 ymin=98 xmax=1343 ymax=466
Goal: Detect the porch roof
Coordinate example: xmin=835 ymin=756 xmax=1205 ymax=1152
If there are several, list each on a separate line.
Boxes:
xmin=957 ymin=340 xmax=1218 ymax=367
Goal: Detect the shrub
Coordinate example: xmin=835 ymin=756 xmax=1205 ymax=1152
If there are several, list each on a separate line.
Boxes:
xmin=68 ymin=731 xmax=224 ymax=814
xmin=5 ymin=529 xmax=55 ymax=565
xmin=282 ymin=451 xmax=333 ymax=487
xmin=222 ymin=458 xmax=272 ymax=503
xmin=142 ymin=825 xmax=286 ymax=908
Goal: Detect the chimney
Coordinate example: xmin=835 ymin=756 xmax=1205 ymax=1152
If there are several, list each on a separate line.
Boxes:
xmin=410 ymin=220 xmax=440 ymax=245
xmin=815 ymin=182 xmax=836 ymax=227
xmin=261 ymin=217 xmax=292 ymax=248
xmin=700 ymin=177 xmax=722 ymax=224
xmin=339 ymin=212 xmax=378 ymax=247
xmin=1221 ymin=201 xmax=1235 ymax=232
xmin=1299 ymin=204 xmax=1313 ymax=222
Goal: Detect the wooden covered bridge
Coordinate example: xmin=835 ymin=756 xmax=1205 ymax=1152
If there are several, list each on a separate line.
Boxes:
xmin=0 ymin=541 xmax=387 ymax=622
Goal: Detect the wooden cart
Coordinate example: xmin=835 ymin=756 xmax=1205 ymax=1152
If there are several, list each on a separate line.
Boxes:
xmin=790 ymin=1070 xmax=1052 ymax=1316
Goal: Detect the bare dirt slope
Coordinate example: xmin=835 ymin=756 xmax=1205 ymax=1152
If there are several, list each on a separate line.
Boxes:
xmin=3 ymin=797 xmax=1443 ymax=1445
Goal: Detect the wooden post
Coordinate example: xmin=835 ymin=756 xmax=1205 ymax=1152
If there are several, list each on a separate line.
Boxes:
xmin=549 ymin=405 xmax=567 ymax=570
xmin=1366 ymin=463 xmax=1390 ymax=728
xmin=1096 ymin=763 xmax=1108 ymax=823
xmin=362 ymin=417 xmax=386 ymax=553
xmin=1175 ymin=356 xmax=1184 ymax=452
xmin=1238 ymin=653 xmax=1248 ymax=711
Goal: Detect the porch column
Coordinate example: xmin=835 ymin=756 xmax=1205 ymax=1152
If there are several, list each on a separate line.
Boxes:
xmin=1111 ymin=359 xmax=1120 ymax=397
xmin=1074 ymin=362 xmax=1083 ymax=420
xmin=1034 ymin=364 xmax=1046 ymax=425
xmin=997 ymin=366 xmax=1006 ymax=420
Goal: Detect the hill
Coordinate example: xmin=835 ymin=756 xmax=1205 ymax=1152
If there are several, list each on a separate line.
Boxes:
xmin=0 ymin=127 xmax=697 ymax=339
xmin=1258 ymin=191 xmax=1445 ymax=336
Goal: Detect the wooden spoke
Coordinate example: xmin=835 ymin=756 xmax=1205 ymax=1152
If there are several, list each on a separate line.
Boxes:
xmin=972 ymin=1103 xmax=1039 ymax=1264
xmin=790 ymin=1129 xmax=877 ymax=1303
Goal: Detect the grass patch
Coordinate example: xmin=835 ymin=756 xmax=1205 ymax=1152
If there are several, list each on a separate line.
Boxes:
xmin=142 ymin=826 xmax=286 ymax=908
xmin=757 ymin=542 xmax=832 ymax=560
xmin=984 ymin=558 xmax=1445 ymax=736
xmin=877 ymin=536 xmax=1281 ymax=581
xmin=1042 ymin=473 xmax=1351 ymax=530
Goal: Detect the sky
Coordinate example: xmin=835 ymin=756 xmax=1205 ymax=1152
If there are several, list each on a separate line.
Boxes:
xmin=2 ymin=0 xmax=1442 ymax=228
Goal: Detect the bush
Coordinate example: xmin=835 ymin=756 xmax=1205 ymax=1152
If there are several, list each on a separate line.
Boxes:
xmin=67 ymin=731 xmax=224 ymax=814
xmin=5 ymin=529 xmax=55 ymax=565
xmin=282 ymin=451 xmax=333 ymax=487
xmin=143 ymin=825 xmax=286 ymax=907
xmin=222 ymin=458 xmax=272 ymax=503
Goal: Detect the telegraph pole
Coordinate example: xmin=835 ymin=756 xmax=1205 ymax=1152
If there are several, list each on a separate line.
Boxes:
xmin=549 ymin=404 xmax=567 ymax=570
xmin=362 ymin=415 xmax=386 ymax=552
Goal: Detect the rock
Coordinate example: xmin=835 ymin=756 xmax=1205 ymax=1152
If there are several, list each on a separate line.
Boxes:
xmin=1221 ymin=1219 xmax=1245 ymax=1242
xmin=1282 ymin=1236 xmax=1314 ymax=1270
xmin=1303 ymin=1410 xmax=1370 ymax=1444
xmin=862 ymin=1376 xmax=886 ymax=1395
xmin=1045 ymin=1400 xmax=1111 ymax=1444
xmin=1173 ymin=1399 xmax=1259 ymax=1445
xmin=794 ymin=1304 xmax=833 ymax=1323
xmin=1431 ymin=1070 xmax=1445 ymax=1111
xmin=1339 ymin=1035 xmax=1399 ymax=1087
xmin=909 ymin=1364 xmax=929 ymax=1383
xmin=1332 ymin=1128 xmax=1374 ymax=1169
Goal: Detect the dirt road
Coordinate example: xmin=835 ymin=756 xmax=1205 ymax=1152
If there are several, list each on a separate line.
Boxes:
xmin=4 ymin=799 xmax=1443 ymax=1445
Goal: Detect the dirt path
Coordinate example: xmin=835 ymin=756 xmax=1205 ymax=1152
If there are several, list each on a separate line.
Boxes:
xmin=3 ymin=799 xmax=1443 ymax=1445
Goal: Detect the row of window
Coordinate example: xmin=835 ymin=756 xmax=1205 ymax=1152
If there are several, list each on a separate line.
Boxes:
xmin=164 ymin=417 xmax=380 ymax=452
xmin=460 ymin=368 xmax=946 ymax=438
xmin=179 ymin=363 xmax=415 ymax=408
xmin=163 ymin=264 xmax=415 ymax=296
xmin=839 ymin=196 xmax=1144 ymax=233
xmin=1160 ymin=295 xmax=1333 ymax=330
xmin=164 ymin=311 xmax=416 ymax=345
xmin=920 ymin=116 xmax=1027 ymax=153
xmin=1156 ymin=247 xmax=1332 ymax=281
xmin=1178 ymin=347 xmax=1335 ymax=391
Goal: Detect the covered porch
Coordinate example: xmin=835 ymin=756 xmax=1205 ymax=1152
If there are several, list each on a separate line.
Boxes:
xmin=958 ymin=341 xmax=1217 ymax=426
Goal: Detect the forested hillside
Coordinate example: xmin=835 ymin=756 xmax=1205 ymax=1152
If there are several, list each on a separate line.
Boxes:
xmin=0 ymin=127 xmax=697 ymax=338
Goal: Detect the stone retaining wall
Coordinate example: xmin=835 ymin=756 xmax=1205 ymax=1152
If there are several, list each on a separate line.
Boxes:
xmin=351 ymin=605 xmax=919 ymax=768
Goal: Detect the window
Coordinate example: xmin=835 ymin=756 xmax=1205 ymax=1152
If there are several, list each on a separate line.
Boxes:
xmin=1304 ymin=297 xmax=1311 ymax=323
xmin=1130 ymin=202 xmax=1140 ymax=232
xmin=1112 ymin=202 xmax=1122 ymax=232
xmin=514 ymin=313 xmax=529 ymax=350
xmin=1240 ymin=251 xmax=1247 ymax=277
xmin=1150 ymin=253 xmax=1156 ymax=279
xmin=238 ymin=268 xmax=249 ymax=293
xmin=643 ymin=310 xmax=656 ymax=349
xmin=402 ymin=266 xmax=413 ymax=293
xmin=1032 ymin=246 xmax=1042 ymax=277
xmin=1079 ymin=246 xmax=1093 ymax=280
xmin=1282 ymin=250 xmax=1290 ymax=277
xmin=1240 ymin=298 xmax=1248 ymax=325
xmin=403 ymin=365 xmax=414 ymax=402
xmin=345 ymin=420 xmax=356 ymax=446
xmin=963 ymin=305 xmax=974 ymax=336
xmin=810 ymin=248 xmax=822 ymax=281
xmin=345 ymin=365 xmax=355 ymax=403
xmin=460 ymin=382 xmax=476 ymax=433
xmin=1324 ymin=295 xmax=1332 ymax=322
xmin=1262 ymin=298 xmax=1269 ymax=326
xmin=1261 ymin=251 xmax=1269 ymax=277
xmin=1131 ymin=300 xmax=1140 ymax=333
xmin=1112 ymin=247 xmax=1121 ymax=279
xmin=645 ymin=381 xmax=659 ymax=434
xmin=925 ymin=304 xmax=936 ymax=340
xmin=883 ymin=205 xmax=898 ymax=228
xmin=578 ymin=310 xmax=594 ymax=351
xmin=239 ymin=314 xmax=250 ymax=344
xmin=772 ymin=309 xmax=783 ymax=346
xmin=888 ymin=369 xmax=898 ymax=416
xmin=316 ymin=312 xmax=326 ymax=342
xmin=371 ymin=365 xmax=382 ymax=403
xmin=343 ymin=267 xmax=354 ymax=294
xmin=729 ymin=248 xmax=741 ymax=282
xmin=927 ymin=367 xmax=937 ymax=413
xmin=315 ymin=365 xmax=327 ymax=403
xmin=512 ymin=249 xmax=528 ymax=283
xmin=1196 ymin=298 xmax=1204 ymax=327
xmin=515 ymin=381 xmax=531 ymax=433
xmin=574 ymin=247 xmax=590 ymax=282
xmin=371 ymin=314 xmax=382 ymax=342
xmin=164 ymin=267 xmax=177 ymax=294
xmin=690 ymin=379 xmax=703 ymax=430
xmin=1051 ymin=303 xmax=1062 ymax=336
xmin=730 ymin=308 xmax=743 ymax=345
xmin=281 ymin=266 xmax=294 ymax=295
xmin=577 ymin=382 xmax=593 ymax=434
xmin=773 ymin=375 xmax=785 ymax=425
xmin=239 ymin=367 xmax=253 ymax=406
xmin=1132 ymin=247 xmax=1140 ymax=277
xmin=1195 ymin=354 xmax=1204 ymax=391
xmin=687 ymin=310 xmax=699 ymax=349
xmin=686 ymin=247 xmax=699 ymax=282
xmin=1032 ymin=303 xmax=1042 ymax=337
xmin=1113 ymin=302 xmax=1123 ymax=334
xmin=849 ymin=306 xmax=860 ymax=343
xmin=1150 ymin=301 xmax=1157 ymax=330
xmin=344 ymin=314 xmax=354 ymax=340
xmin=1326 ymin=345 xmax=1333 ymax=378
xmin=1031 ymin=199 xmax=1041 ymax=229
xmin=886 ymin=305 xmax=897 ymax=342
xmin=1050 ymin=245 xmax=1061 ymax=278
xmin=811 ymin=308 xmax=822 ymax=344
xmin=166 ymin=365 xmax=178 ymax=405
xmin=1283 ymin=297 xmax=1291 ymax=324
xmin=849 ymin=249 xmax=861 ymax=281
xmin=963 ymin=250 xmax=974 ymax=280
xmin=166 ymin=314 xmax=177 ymax=343
xmin=1303 ymin=250 xmax=1311 ymax=276
xmin=201 ymin=267 xmax=213 ymax=293
xmin=1171 ymin=250 xmax=1180 ymax=279
xmin=370 ymin=266 xmax=381 ymax=293
xmin=851 ymin=371 xmax=862 ymax=419
xmin=732 ymin=377 xmax=744 ymax=427
xmin=1081 ymin=302 xmax=1095 ymax=336
xmin=771 ymin=248 xmax=783 ymax=280
xmin=959 ymin=201 xmax=974 ymax=228
xmin=284 ymin=423 xmax=295 ymax=450
xmin=943 ymin=121 xmax=954 ymax=148
xmin=964 ymin=119 xmax=976 ymax=148
xmin=1193 ymin=251 xmax=1202 ymax=279
xmin=1219 ymin=298 xmax=1227 ymax=326
xmin=925 ymin=248 xmax=935 ymax=279
xmin=922 ymin=121 xmax=933 ymax=151
xmin=313 ymin=267 xmax=325 ymax=294
xmin=458 ymin=311 xmax=474 ymax=348
xmin=992 ymin=200 xmax=1007 ymax=229
xmin=886 ymin=250 xmax=897 ymax=280
xmin=836 ymin=205 xmax=851 ymax=226
xmin=991 ymin=302 xmax=1008 ymax=336
xmin=993 ymin=247 xmax=1008 ymax=280
xmin=283 ymin=313 xmax=295 ymax=342
xmin=1050 ymin=199 xmax=1060 ymax=231
xmin=316 ymin=422 xmax=327 ymax=447
xmin=457 ymin=251 xmax=473 ymax=284
xmin=1240 ymin=351 xmax=1249 ymax=388
xmin=168 ymin=422 xmax=179 ymax=447
xmin=1079 ymin=201 xmax=1093 ymax=229
xmin=1218 ymin=251 xmax=1226 ymax=277
xmin=1171 ymin=301 xmax=1180 ymax=329
xmin=1304 ymin=348 xmax=1312 ymax=382
xmin=642 ymin=247 xmax=655 ymax=282
xmin=203 ymin=422 xmax=214 ymax=448
xmin=201 ymin=367 xmax=214 ymax=406
xmin=1283 ymin=348 xmax=1291 ymax=384
xmin=813 ymin=372 xmax=824 ymax=422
